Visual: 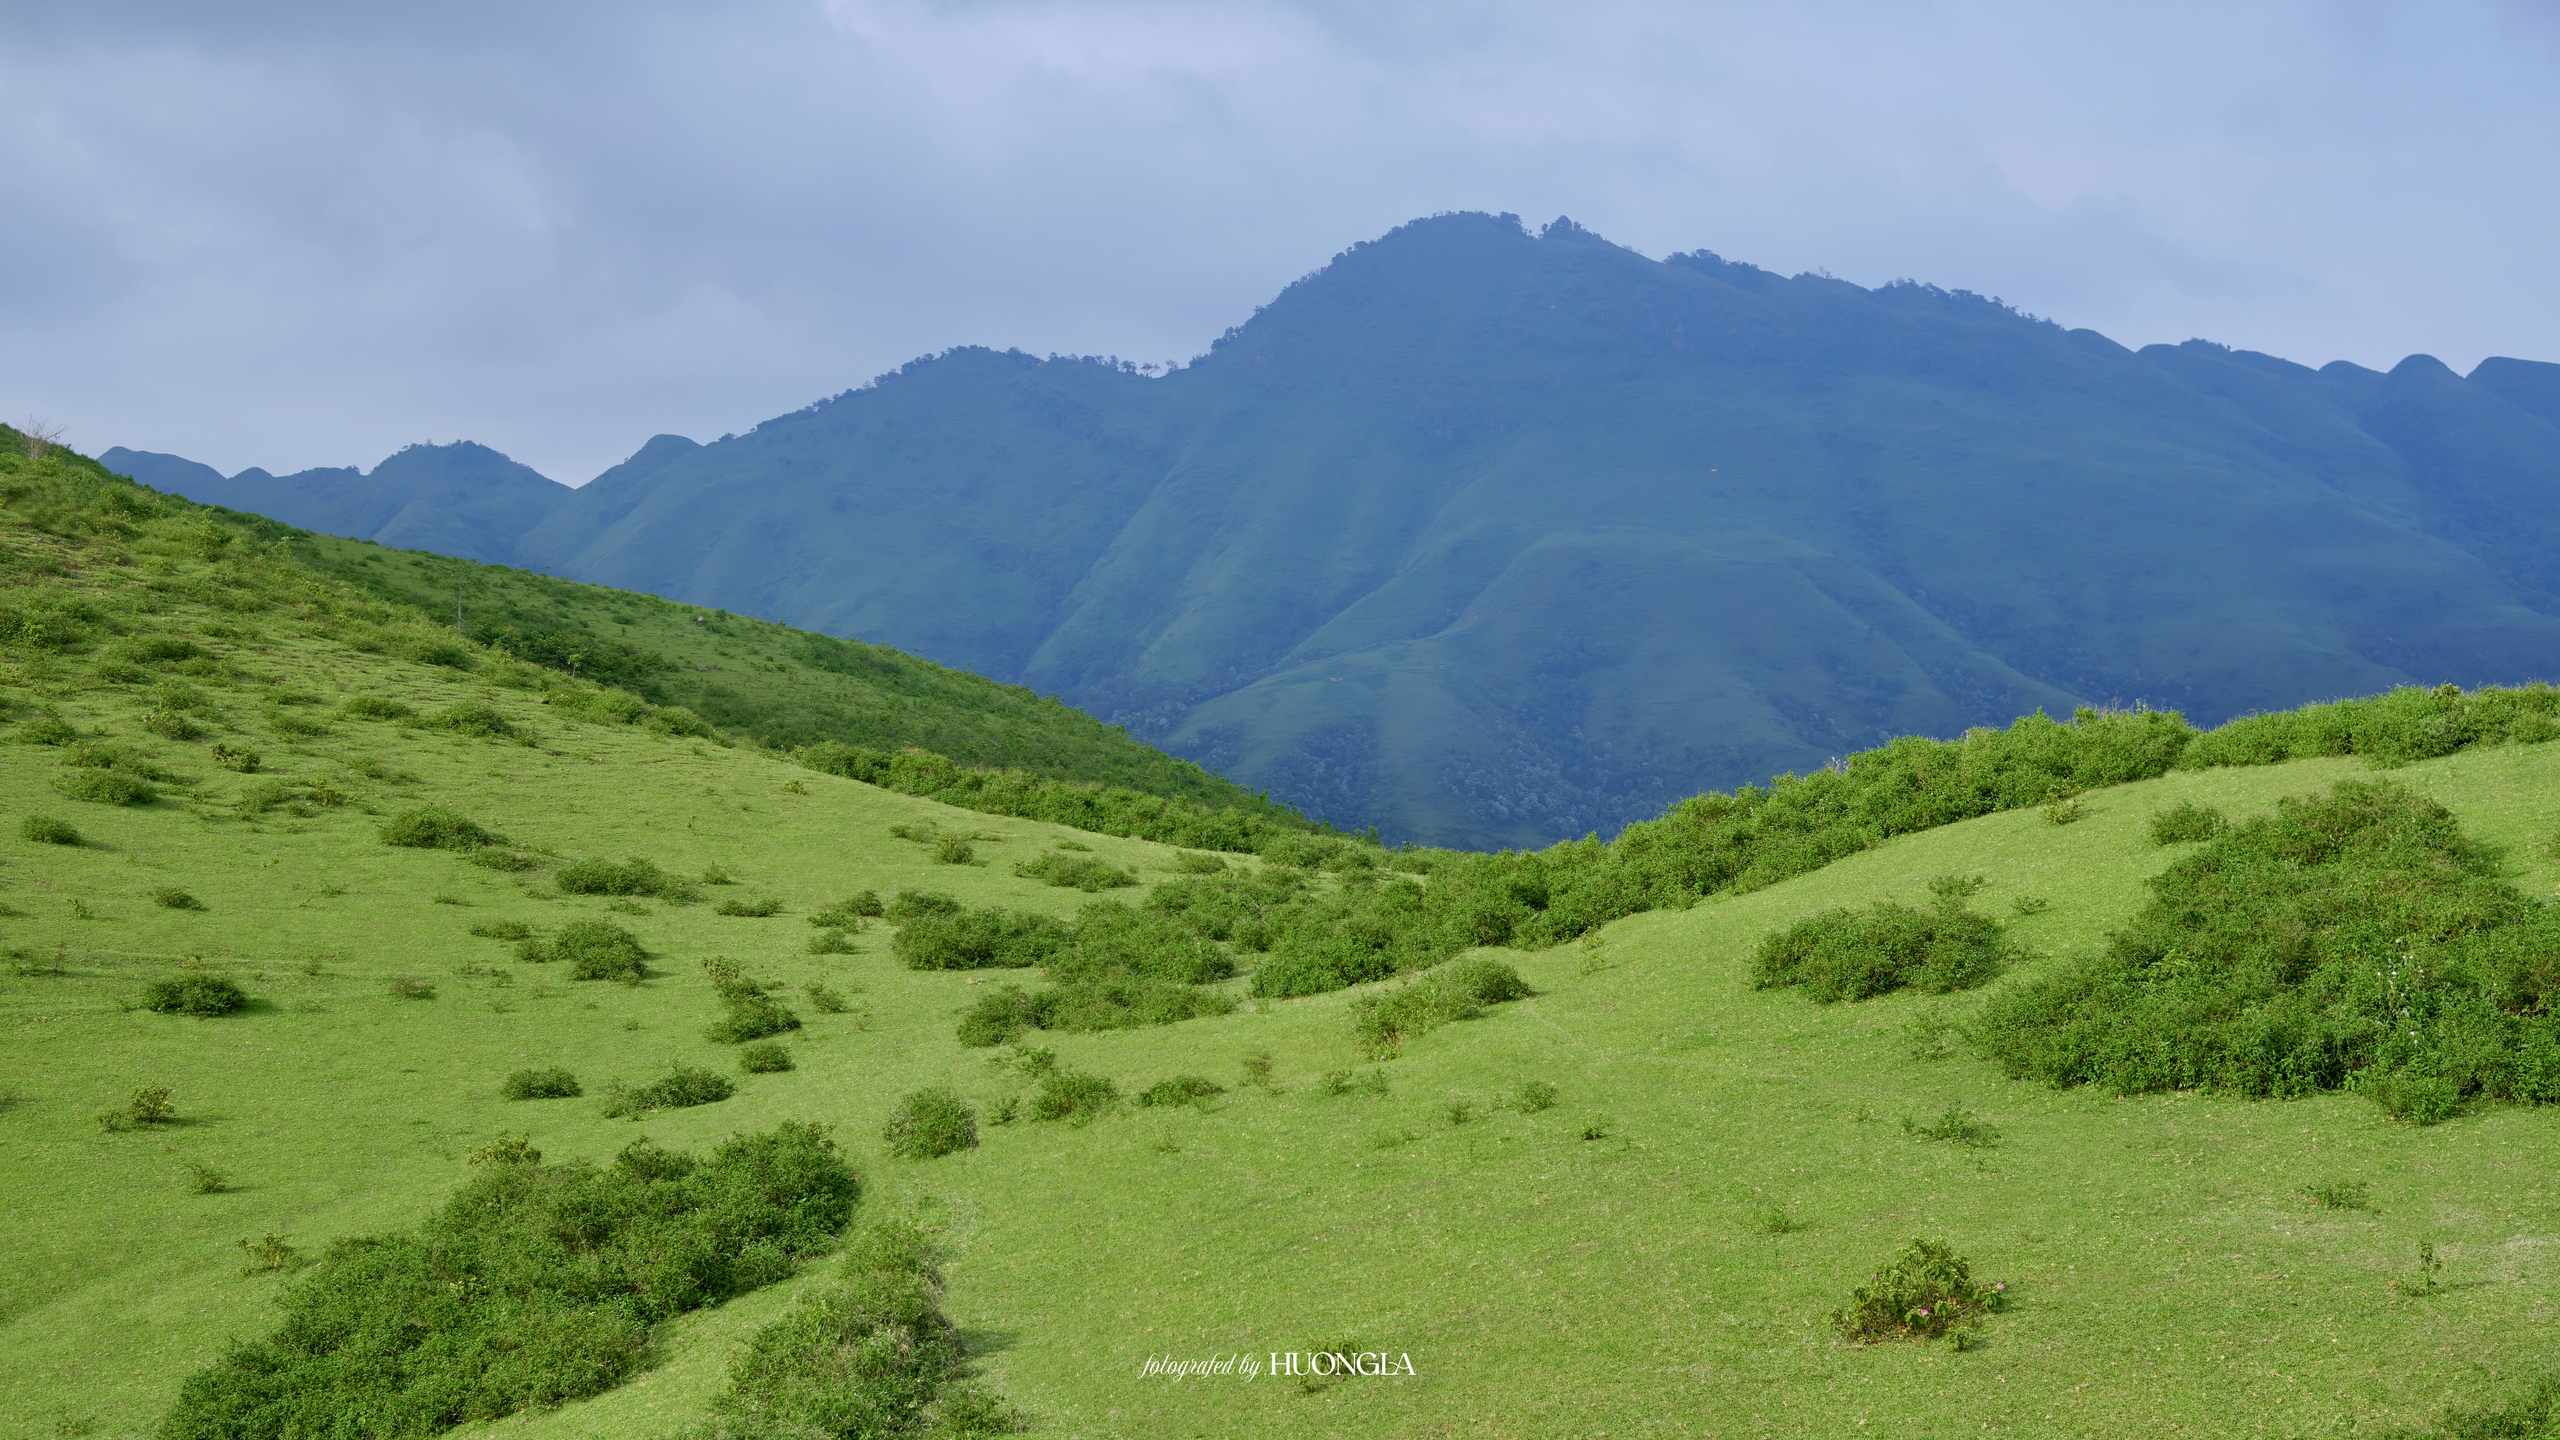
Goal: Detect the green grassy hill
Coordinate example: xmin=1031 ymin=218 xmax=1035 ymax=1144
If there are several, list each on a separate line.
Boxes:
xmin=5 ymin=435 xmax=2558 ymax=1438
xmin=207 ymin=493 xmax=1295 ymax=817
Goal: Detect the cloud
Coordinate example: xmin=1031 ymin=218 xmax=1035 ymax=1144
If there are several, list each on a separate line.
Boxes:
xmin=2 ymin=0 xmax=2553 ymax=482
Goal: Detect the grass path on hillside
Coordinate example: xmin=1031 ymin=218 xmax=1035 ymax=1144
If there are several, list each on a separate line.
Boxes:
xmin=8 ymin=654 xmax=2560 ymax=1437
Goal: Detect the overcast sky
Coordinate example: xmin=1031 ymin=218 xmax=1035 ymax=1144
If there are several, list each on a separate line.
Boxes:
xmin=6 ymin=0 xmax=2557 ymax=484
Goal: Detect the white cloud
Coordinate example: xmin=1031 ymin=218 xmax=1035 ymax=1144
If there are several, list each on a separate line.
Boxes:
xmin=1 ymin=0 xmax=2553 ymax=482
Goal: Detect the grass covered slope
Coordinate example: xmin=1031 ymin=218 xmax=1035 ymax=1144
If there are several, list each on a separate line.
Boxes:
xmin=155 ymin=488 xmax=1294 ymax=817
xmin=4 ymin=429 xmax=2558 ymax=1436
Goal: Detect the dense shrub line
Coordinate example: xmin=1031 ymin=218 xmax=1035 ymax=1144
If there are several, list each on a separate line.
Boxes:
xmin=159 ymin=1125 xmax=857 ymax=1439
xmin=1977 ymin=780 xmax=2560 ymax=1122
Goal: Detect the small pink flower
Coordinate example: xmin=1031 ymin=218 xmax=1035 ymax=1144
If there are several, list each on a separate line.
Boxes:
xmin=1915 ymin=1309 xmax=1929 ymax=1317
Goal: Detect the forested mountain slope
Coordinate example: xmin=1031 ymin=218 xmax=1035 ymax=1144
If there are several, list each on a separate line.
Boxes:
xmin=113 ymin=214 xmax=2560 ymax=848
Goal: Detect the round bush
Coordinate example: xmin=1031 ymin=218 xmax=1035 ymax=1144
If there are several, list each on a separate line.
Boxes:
xmin=883 ymin=1087 xmax=979 ymax=1159
xmin=552 ymin=919 xmax=647 ymax=983
xmin=21 ymin=814 xmax=79 ymax=845
xmin=500 ymin=1066 xmax=582 ymax=1100
xmin=60 ymin=768 xmax=154 ymax=806
xmin=1832 ymin=1237 xmax=2005 ymax=1342
xmin=144 ymin=975 xmax=250 ymax=1016
xmin=380 ymin=806 xmax=499 ymax=851
xmin=738 ymin=1041 xmax=794 ymax=1074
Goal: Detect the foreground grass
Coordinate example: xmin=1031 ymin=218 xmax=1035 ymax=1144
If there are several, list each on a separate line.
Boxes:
xmin=6 ymin=676 xmax=2558 ymax=1435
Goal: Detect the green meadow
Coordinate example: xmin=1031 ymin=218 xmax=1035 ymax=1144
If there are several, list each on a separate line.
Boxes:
xmin=4 ymin=438 xmax=2558 ymax=1439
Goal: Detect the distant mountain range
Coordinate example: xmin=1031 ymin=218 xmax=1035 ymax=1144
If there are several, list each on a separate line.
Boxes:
xmin=106 ymin=213 xmax=2560 ymax=848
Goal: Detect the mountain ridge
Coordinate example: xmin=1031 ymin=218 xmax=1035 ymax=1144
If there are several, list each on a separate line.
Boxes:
xmin=106 ymin=212 xmax=2560 ymax=847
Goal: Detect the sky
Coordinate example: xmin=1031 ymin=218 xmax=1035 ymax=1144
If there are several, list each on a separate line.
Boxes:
xmin=4 ymin=0 xmax=2557 ymax=485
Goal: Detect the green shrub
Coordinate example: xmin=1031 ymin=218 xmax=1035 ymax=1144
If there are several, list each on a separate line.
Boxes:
xmin=1173 ymin=851 xmax=1227 ymax=873
xmin=1029 ymin=1068 xmax=1118 ymax=1124
xmin=159 ymin=1125 xmax=854 ymax=1435
xmin=691 ymin=1218 xmax=1009 ymax=1440
xmin=1053 ymin=901 xmax=1234 ymax=985
xmin=59 ymin=767 xmax=154 ymax=806
xmin=2305 ymin=1180 xmax=2371 ymax=1211
xmin=183 ymin=1160 xmax=232 ymax=1195
xmin=500 ymin=1067 xmax=582 ymax=1100
xmin=2147 ymin=800 xmax=2228 ymax=844
xmin=600 ymin=1064 xmax=737 ymax=1117
xmin=808 ymin=930 xmax=859 ymax=955
xmin=1351 ymin=959 xmax=1531 ymax=1057
xmin=844 ymin=889 xmax=885 ymax=917
xmin=14 ymin=715 xmax=77 ymax=745
xmin=885 ymin=889 xmax=960 ymax=921
xmin=380 ymin=806 xmax=501 ymax=850
xmin=1135 ymin=1075 xmax=1225 ymax=1108
xmin=1754 ymin=1207 xmax=1804 ymax=1235
xmin=1512 ymin=1080 xmax=1560 ymax=1112
xmin=894 ymin=907 xmax=1071 ymax=971
xmin=428 ymin=700 xmax=515 ymax=738
xmin=153 ymin=886 xmax=205 ymax=911
xmin=236 ymin=1233 xmax=301 ymax=1275
xmin=1036 ymin=977 xmax=1237 ymax=1036
xmin=1977 ymin=780 xmax=2560 ymax=1118
xmin=1902 ymin=1103 xmax=2000 ymax=1148
xmin=554 ymin=855 xmax=697 ymax=902
xmin=1753 ymin=887 xmax=2016 ymax=1003
xmin=546 ymin=919 xmax=647 ymax=983
xmin=22 ymin=814 xmax=78 ymax=845
xmin=143 ymin=975 xmax=249 ymax=1016
xmin=738 ymin=1042 xmax=794 ymax=1074
xmin=883 ymin=1088 xmax=979 ymax=1159
xmin=388 ymin=977 xmax=435 ymax=1000
xmin=142 ymin=710 xmax=208 ymax=741
xmin=956 ymin=986 xmax=1046 ymax=1048
xmin=1014 ymin=852 xmax=1137 ymax=891
xmin=930 ymin=835 xmax=976 ymax=865
xmin=209 ymin=743 xmax=260 ymax=772
xmin=338 ymin=695 xmax=417 ymax=721
xmin=715 ymin=895 xmax=784 ymax=917
xmin=98 ymin=1084 xmax=179 ymax=1131
xmin=468 ymin=919 xmax=533 ymax=941
xmin=1832 ymin=1238 xmax=2005 ymax=1342
xmin=803 ymin=982 xmax=850 ymax=1014
xmin=708 ymin=993 xmax=803 ymax=1044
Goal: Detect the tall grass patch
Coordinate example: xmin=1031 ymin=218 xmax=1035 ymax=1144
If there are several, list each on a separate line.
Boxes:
xmin=158 ymin=1126 xmax=855 ymax=1438
xmin=1978 ymin=780 xmax=2560 ymax=1119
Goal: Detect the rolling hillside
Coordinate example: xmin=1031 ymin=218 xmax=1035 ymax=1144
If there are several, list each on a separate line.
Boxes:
xmin=5 ymin=432 xmax=2559 ymax=1438
xmin=107 ymin=214 xmax=2560 ymax=849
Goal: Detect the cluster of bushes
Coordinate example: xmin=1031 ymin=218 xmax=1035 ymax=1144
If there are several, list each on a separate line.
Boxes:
xmin=1054 ymin=691 xmax=2560 ymax=1007
xmin=883 ymin=1088 xmax=979 ymax=1160
xmin=1832 ymin=1238 xmax=2005 ymax=1343
xmin=684 ymin=1217 xmax=1018 ymax=1439
xmin=797 ymin=740 xmax=1346 ymax=858
xmin=1753 ymin=875 xmax=2018 ymax=1002
xmin=600 ymin=1064 xmax=737 ymax=1117
xmin=143 ymin=974 xmax=249 ymax=1015
xmin=1352 ymin=958 xmax=1531 ymax=1058
xmin=929 ymin=898 xmax=1245 ymax=1046
xmin=555 ymin=855 xmax=700 ymax=903
xmin=1013 ymin=852 xmax=1136 ymax=891
xmin=58 ymin=740 xmax=163 ymax=806
xmin=1977 ymin=780 xmax=2560 ymax=1122
xmin=514 ymin=918 xmax=649 ymax=983
xmin=98 ymin=1084 xmax=179 ymax=1132
xmin=703 ymin=957 xmax=803 ymax=1044
xmin=158 ymin=1126 xmax=856 ymax=1437
xmin=381 ymin=805 xmax=505 ymax=851
xmin=500 ymin=1066 xmax=581 ymax=1100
